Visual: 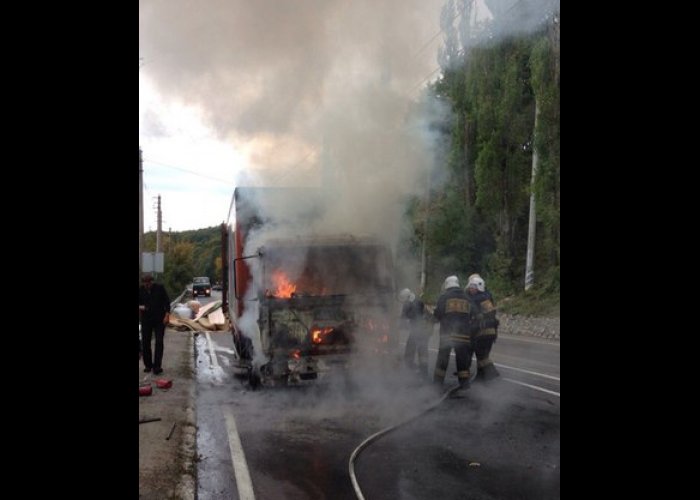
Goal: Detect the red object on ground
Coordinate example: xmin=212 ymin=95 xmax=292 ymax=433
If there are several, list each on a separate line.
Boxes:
xmin=155 ymin=379 xmax=173 ymax=389
xmin=139 ymin=384 xmax=153 ymax=396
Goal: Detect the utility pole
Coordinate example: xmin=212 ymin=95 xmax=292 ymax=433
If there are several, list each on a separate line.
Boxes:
xmin=156 ymin=195 xmax=162 ymax=253
xmin=139 ymin=148 xmax=144 ymax=285
xmin=155 ymin=195 xmax=162 ymax=280
xmin=420 ymin=168 xmax=431 ymax=296
xmin=524 ymin=102 xmax=539 ymax=291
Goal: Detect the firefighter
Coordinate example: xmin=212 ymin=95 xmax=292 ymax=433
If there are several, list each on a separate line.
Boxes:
xmin=432 ymin=275 xmax=475 ymax=389
xmin=466 ymin=275 xmax=500 ymax=381
xmin=399 ymin=288 xmax=430 ymax=377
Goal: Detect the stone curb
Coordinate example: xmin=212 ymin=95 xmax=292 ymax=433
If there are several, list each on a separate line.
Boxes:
xmin=498 ymin=313 xmax=560 ymax=341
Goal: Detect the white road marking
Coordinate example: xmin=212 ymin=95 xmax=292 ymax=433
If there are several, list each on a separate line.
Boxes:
xmin=205 ymin=332 xmax=221 ymax=370
xmin=497 ymin=333 xmax=560 ymax=347
xmin=495 ymin=363 xmax=560 ymax=381
xmin=425 ymin=348 xmax=560 ymax=382
xmin=413 ymin=338 xmax=561 ymax=394
xmin=224 ymin=409 xmax=256 ymax=500
xmin=503 ymin=378 xmax=560 ymax=397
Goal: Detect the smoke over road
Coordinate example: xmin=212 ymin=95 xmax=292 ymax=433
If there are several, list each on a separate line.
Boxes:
xmin=140 ymin=0 xmax=449 ymax=248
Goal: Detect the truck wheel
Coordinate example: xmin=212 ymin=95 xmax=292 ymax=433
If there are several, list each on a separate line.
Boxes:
xmin=248 ymin=369 xmax=261 ymax=390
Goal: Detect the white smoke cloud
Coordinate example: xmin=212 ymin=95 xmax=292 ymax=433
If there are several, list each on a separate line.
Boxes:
xmin=142 ymin=0 xmax=457 ymax=360
xmin=140 ymin=0 xmax=449 ymax=240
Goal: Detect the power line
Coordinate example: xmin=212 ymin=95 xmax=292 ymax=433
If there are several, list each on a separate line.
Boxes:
xmin=143 ymin=157 xmax=235 ymax=185
xmin=410 ymin=66 xmax=442 ymax=94
xmin=410 ymin=8 xmax=463 ymax=60
xmin=410 ymin=28 xmax=444 ymax=61
xmin=408 ymin=3 xmax=469 ymax=94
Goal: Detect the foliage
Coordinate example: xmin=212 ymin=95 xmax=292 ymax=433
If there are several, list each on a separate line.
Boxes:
xmin=497 ymin=281 xmax=560 ymax=317
xmin=163 ymin=241 xmax=195 ymax=299
xmin=399 ymin=5 xmax=559 ymax=312
xmin=143 ymin=225 xmax=222 ymax=299
xmin=529 ymin=36 xmax=560 ymax=292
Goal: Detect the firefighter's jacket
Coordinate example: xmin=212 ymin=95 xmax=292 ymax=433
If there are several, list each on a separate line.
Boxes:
xmin=433 ymin=287 xmax=474 ymax=344
xmin=469 ymin=290 xmax=498 ymax=339
xmin=401 ymin=298 xmax=427 ymax=333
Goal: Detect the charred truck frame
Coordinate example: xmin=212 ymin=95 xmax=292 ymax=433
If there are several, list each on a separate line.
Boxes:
xmin=224 ymin=187 xmax=398 ymax=387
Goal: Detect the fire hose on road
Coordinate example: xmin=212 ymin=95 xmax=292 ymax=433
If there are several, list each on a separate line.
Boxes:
xmin=348 ymin=384 xmax=462 ymax=500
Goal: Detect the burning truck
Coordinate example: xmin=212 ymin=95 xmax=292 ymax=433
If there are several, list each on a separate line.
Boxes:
xmin=223 ymin=187 xmax=398 ymax=387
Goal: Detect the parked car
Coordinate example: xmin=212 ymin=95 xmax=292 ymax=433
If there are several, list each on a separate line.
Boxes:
xmin=192 ymin=277 xmax=211 ymax=297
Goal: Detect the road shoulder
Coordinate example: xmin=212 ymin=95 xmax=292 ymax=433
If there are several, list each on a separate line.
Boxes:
xmin=139 ymin=328 xmax=196 ymax=499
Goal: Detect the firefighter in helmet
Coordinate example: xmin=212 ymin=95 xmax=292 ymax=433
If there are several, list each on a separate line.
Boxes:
xmin=432 ymin=275 xmax=475 ymax=389
xmin=398 ymin=288 xmax=430 ymax=377
xmin=466 ymin=274 xmax=500 ymax=381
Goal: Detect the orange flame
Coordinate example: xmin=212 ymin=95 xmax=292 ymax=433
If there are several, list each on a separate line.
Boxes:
xmin=271 ymin=270 xmax=297 ymax=298
xmin=311 ymin=327 xmax=334 ymax=344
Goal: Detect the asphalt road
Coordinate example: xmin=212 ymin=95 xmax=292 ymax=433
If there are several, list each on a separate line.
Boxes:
xmin=193 ymin=307 xmax=560 ymax=500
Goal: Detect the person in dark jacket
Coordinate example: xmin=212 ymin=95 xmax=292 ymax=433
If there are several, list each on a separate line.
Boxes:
xmin=399 ymin=288 xmax=430 ymax=377
xmin=466 ymin=274 xmax=500 ymax=381
xmin=432 ymin=275 xmax=475 ymax=389
xmin=139 ymin=273 xmax=171 ymax=375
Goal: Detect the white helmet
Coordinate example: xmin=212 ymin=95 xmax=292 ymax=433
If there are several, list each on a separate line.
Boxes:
xmin=398 ymin=288 xmax=415 ymax=303
xmin=443 ymin=275 xmax=460 ymax=290
xmin=468 ymin=273 xmax=482 ymax=282
xmin=467 ymin=276 xmax=485 ymax=292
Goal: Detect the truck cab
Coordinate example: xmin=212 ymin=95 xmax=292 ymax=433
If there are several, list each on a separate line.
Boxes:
xmin=225 ymin=187 xmax=398 ymax=387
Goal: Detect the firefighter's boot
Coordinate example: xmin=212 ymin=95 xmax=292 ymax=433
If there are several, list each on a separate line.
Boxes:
xmin=478 ymin=361 xmax=500 ymax=381
xmin=457 ymin=370 xmax=471 ymax=390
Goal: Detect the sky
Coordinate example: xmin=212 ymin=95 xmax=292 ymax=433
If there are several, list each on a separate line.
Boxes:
xmin=138 ymin=0 xmax=472 ymax=233
xmin=137 ymin=0 xmax=559 ymax=235
xmin=139 ymin=75 xmax=245 ymax=233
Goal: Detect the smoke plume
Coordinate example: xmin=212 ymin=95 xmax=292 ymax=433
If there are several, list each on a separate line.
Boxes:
xmin=140 ymin=0 xmax=449 ymax=247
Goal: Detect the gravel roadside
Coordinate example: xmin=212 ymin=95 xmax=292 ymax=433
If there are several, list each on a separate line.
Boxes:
xmin=139 ymin=329 xmax=197 ymax=500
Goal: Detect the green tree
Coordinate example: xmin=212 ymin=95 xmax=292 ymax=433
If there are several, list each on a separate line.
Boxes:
xmin=163 ymin=241 xmax=195 ymax=299
xmin=144 ymin=225 xmax=223 ymax=297
xmin=529 ymin=33 xmax=560 ymax=292
xmin=417 ymin=3 xmax=559 ymax=302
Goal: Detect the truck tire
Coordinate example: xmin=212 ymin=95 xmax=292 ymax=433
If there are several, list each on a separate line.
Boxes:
xmin=248 ymin=369 xmax=261 ymax=390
